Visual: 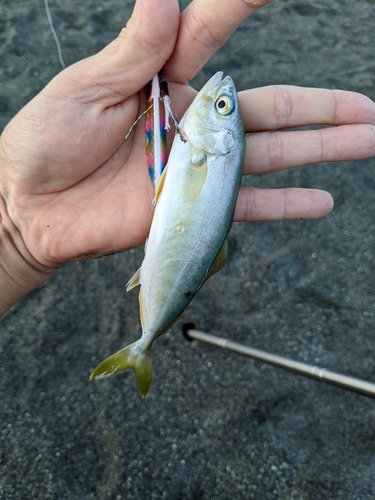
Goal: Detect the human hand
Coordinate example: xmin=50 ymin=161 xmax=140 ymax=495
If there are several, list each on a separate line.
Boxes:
xmin=0 ymin=0 xmax=374 ymax=314
xmin=0 ymin=0 xmax=261 ymax=266
xmin=0 ymin=0 xmax=266 ymax=272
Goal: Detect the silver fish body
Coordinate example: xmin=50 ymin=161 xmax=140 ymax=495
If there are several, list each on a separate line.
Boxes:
xmin=90 ymin=72 xmax=245 ymax=396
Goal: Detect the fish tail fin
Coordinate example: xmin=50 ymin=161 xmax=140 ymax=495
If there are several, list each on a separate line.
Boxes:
xmin=90 ymin=341 xmax=153 ymax=398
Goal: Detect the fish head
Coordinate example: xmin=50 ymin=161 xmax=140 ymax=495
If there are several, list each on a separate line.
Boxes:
xmin=180 ymin=72 xmax=244 ymax=156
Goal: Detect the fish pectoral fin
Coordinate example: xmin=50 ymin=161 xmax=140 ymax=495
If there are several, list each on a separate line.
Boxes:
xmin=126 ymin=267 xmax=142 ymax=291
xmin=154 ymin=163 xmax=168 ymax=204
xmin=90 ymin=340 xmax=153 ymax=398
xmin=200 ymin=238 xmax=228 ymax=288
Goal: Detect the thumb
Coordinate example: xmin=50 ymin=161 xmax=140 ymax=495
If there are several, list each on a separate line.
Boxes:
xmin=51 ymin=0 xmax=180 ymax=106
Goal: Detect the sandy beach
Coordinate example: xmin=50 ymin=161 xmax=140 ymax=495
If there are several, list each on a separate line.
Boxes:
xmin=1 ymin=0 xmax=375 ymax=498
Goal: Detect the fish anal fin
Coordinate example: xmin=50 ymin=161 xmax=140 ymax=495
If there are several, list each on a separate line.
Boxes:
xmin=90 ymin=340 xmax=153 ymax=398
xmin=126 ymin=267 xmax=141 ymax=291
xmin=200 ymin=238 xmax=228 ymax=288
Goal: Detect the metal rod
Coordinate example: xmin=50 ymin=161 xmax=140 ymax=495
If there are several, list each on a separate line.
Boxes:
xmin=182 ymin=324 xmax=375 ymax=399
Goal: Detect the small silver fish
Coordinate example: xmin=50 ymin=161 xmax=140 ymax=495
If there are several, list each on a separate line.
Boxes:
xmin=90 ymin=72 xmax=245 ymax=397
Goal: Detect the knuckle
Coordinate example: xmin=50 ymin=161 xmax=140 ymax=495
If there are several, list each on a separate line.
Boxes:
xmin=185 ymin=9 xmax=228 ymax=51
xmin=267 ymin=131 xmax=284 ymax=171
xmin=273 ymin=86 xmax=294 ymax=129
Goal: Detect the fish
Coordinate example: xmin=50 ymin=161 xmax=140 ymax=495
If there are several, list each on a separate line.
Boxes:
xmin=90 ymin=72 xmax=246 ymax=397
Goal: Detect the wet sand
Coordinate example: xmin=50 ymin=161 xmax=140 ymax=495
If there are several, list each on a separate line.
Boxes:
xmin=1 ymin=1 xmax=375 ymax=498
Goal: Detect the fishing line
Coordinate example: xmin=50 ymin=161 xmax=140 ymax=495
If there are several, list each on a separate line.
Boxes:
xmin=125 ymin=104 xmax=154 ymax=140
xmin=44 ymin=0 xmax=66 ymax=69
xmin=124 ymin=97 xmax=183 ymax=141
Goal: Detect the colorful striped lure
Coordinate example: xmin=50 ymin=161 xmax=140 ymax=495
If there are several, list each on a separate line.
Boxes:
xmin=125 ymin=72 xmax=180 ymax=192
xmin=145 ymin=73 xmax=170 ymax=190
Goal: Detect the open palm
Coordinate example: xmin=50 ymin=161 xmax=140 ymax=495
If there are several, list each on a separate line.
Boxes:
xmin=2 ymin=70 xmax=195 ymax=264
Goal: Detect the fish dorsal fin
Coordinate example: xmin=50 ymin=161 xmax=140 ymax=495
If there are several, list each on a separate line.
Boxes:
xmin=126 ymin=267 xmax=141 ymax=291
xmin=200 ymin=238 xmax=228 ymax=289
xmin=154 ymin=164 xmax=168 ymax=205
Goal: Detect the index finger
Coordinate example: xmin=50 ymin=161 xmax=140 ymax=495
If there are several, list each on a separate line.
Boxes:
xmin=163 ymin=0 xmax=261 ymax=83
xmin=239 ymin=85 xmax=375 ymax=132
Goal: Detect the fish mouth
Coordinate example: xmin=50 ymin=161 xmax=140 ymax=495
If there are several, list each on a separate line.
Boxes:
xmin=197 ymin=71 xmax=234 ymax=99
xmin=200 ymin=71 xmax=224 ymax=92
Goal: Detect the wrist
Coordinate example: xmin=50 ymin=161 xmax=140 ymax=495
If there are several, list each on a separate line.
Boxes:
xmin=0 ymin=195 xmax=59 ymax=317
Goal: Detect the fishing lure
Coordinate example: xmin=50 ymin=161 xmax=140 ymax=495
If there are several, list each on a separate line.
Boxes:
xmin=145 ymin=73 xmax=168 ymax=189
xmin=145 ymin=72 xmax=183 ymax=192
xmin=125 ymin=72 xmax=179 ymax=191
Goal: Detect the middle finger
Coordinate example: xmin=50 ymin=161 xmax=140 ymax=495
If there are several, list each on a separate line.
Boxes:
xmin=245 ymin=123 xmax=375 ymax=175
xmin=239 ymin=86 xmax=375 ymax=131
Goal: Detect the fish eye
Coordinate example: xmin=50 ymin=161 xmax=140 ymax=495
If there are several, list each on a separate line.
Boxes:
xmin=215 ymin=96 xmax=234 ymax=116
